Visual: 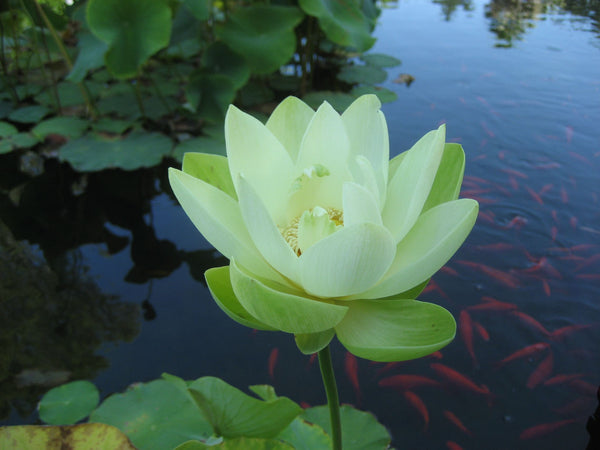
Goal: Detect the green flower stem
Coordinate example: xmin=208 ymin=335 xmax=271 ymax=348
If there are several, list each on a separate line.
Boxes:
xmin=318 ymin=345 xmax=342 ymax=450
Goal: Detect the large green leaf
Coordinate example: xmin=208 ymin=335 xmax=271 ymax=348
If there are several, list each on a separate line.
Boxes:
xmin=59 ymin=131 xmax=173 ymax=171
xmin=8 ymin=105 xmax=50 ymax=123
xmin=298 ymin=0 xmax=375 ymax=52
xmin=216 ymin=6 xmax=304 ymax=74
xmin=360 ymin=53 xmax=401 ymax=68
xmin=302 ymin=91 xmax=356 ymax=112
xmin=337 ymin=64 xmax=387 ymax=84
xmin=174 ymin=437 xmax=294 ymax=449
xmin=278 ymin=417 xmax=331 ymax=450
xmin=186 ymin=71 xmax=237 ymax=122
xmin=350 ymin=86 xmax=397 ymax=104
xmin=32 ymin=117 xmax=89 ymax=140
xmin=0 ymin=132 xmax=39 ymax=154
xmin=183 ymin=0 xmax=211 ymax=21
xmin=335 ymin=298 xmax=456 ymax=362
xmin=0 ymin=121 xmax=17 ymax=138
xmin=0 ymin=424 xmax=135 ymax=449
xmin=202 ymin=42 xmax=250 ymax=90
xmin=188 ymin=376 xmax=303 ymax=439
xmin=38 ymin=380 xmax=99 ymax=425
xmin=67 ymin=31 xmax=109 ymax=82
xmin=302 ymin=405 xmax=390 ymax=450
xmin=89 ymin=379 xmax=213 ymax=450
xmin=87 ymin=0 xmax=172 ymax=78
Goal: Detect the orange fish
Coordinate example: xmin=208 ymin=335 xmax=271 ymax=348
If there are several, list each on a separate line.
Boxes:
xmin=345 ymin=352 xmax=361 ymax=404
xmin=526 ymin=186 xmax=544 ymax=205
xmin=526 ymin=351 xmax=554 ymax=389
xmin=446 ymin=441 xmax=464 ymax=450
xmin=510 ymin=311 xmax=550 ymax=336
xmin=543 ymin=373 xmax=585 ymax=386
xmin=473 ymin=321 xmax=490 ymax=341
xmin=403 ymin=390 xmax=429 ymax=429
xmin=268 ymin=348 xmax=279 ymax=379
xmin=500 ymin=168 xmax=528 ymax=179
xmin=459 ymin=310 xmax=477 ymax=365
xmin=519 ymin=419 xmax=577 ymax=439
xmin=475 ymin=242 xmax=514 ymax=251
xmin=542 ymin=279 xmax=551 ymax=296
xmin=568 ymin=379 xmax=597 ymax=396
xmin=430 ymin=363 xmax=490 ymax=396
xmin=456 ymin=261 xmax=519 ymax=288
xmin=538 ymin=184 xmax=553 ymax=196
xmin=550 ymin=324 xmax=592 ymax=341
xmin=379 ymin=374 xmax=441 ymax=390
xmin=440 ymin=265 xmax=460 ymax=276
xmin=443 ymin=410 xmax=472 ymax=436
xmin=495 ymin=342 xmax=549 ymax=368
xmin=468 ymin=298 xmax=517 ymax=312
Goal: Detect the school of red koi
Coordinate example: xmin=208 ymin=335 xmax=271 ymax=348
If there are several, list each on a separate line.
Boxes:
xmin=263 ymin=132 xmax=599 ymax=448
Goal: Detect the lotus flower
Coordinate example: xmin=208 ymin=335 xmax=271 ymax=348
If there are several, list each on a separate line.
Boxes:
xmin=169 ymin=95 xmax=478 ymax=361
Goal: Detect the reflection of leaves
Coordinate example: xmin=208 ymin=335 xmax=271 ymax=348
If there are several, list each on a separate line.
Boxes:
xmin=0 ymin=219 xmax=140 ymax=419
xmin=180 ymin=249 xmax=228 ymax=286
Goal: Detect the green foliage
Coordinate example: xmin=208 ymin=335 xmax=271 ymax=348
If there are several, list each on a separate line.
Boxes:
xmin=87 ymin=0 xmax=172 ymax=78
xmin=38 ymin=380 xmax=99 ymax=425
xmin=216 ymin=5 xmax=304 ymax=75
xmin=32 ymin=117 xmax=89 ymax=139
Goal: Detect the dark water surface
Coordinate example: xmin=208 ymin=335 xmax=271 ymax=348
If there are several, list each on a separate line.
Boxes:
xmin=2 ymin=1 xmax=599 ymax=449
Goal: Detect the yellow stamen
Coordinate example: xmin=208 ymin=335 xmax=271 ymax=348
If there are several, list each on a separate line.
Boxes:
xmin=280 ymin=207 xmax=343 ymax=256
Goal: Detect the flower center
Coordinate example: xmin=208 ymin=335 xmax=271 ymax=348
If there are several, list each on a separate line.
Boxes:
xmin=280 ymin=207 xmax=343 ymax=256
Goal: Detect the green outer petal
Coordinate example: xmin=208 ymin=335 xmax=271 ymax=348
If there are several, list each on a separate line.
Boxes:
xmin=422 ymin=143 xmax=465 ymax=213
xmin=342 ymin=181 xmax=382 ymax=227
xmin=382 ymin=125 xmax=446 ymax=243
xmin=341 ymin=94 xmax=388 ymax=202
xmin=295 ymin=329 xmax=335 ymax=354
xmin=230 ymin=260 xmax=349 ymax=334
xmin=299 ymin=222 xmax=395 ymax=298
xmin=266 ymin=96 xmax=315 ymax=162
xmin=225 ymin=105 xmax=295 ymax=224
xmin=237 ymin=175 xmax=300 ymax=284
xmin=205 ymin=266 xmax=277 ymax=331
xmin=183 ymin=153 xmax=237 ymax=200
xmin=335 ymin=299 xmax=456 ymax=362
xmin=360 ymin=198 xmax=478 ymax=299
xmin=168 ymin=169 xmax=281 ymax=283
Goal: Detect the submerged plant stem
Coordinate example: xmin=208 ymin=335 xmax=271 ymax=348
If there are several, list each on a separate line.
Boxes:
xmin=318 ymin=345 xmax=342 ymax=450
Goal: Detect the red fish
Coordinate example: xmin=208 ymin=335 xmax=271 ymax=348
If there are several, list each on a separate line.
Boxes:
xmin=509 ymin=176 xmax=519 ymax=190
xmin=543 ymin=373 xmax=585 ymax=386
xmin=345 ymin=352 xmax=361 ymax=404
xmin=569 ymin=216 xmax=578 ymax=229
xmin=526 ymin=351 xmax=554 ymax=389
xmin=306 ymin=353 xmax=317 ymax=370
xmin=510 ymin=311 xmax=550 ymax=336
xmin=375 ymin=361 xmax=406 ymax=376
xmin=568 ymin=379 xmax=597 ymax=396
xmin=503 ymin=215 xmax=527 ymax=230
xmin=430 ymin=363 xmax=490 ymax=396
xmin=467 ymin=297 xmax=517 ymax=312
xmin=473 ymin=321 xmax=490 ymax=341
xmin=500 ymin=168 xmax=528 ymax=179
xmin=475 ymin=243 xmax=514 ymax=251
xmin=440 ymin=265 xmax=460 ymax=276
xmin=443 ymin=410 xmax=472 ymax=436
xmin=268 ymin=348 xmax=279 ymax=379
xmin=565 ymin=125 xmax=573 ymax=143
xmin=379 ymin=374 xmax=441 ymax=390
xmin=560 ymin=185 xmax=568 ymax=203
xmin=538 ymin=184 xmax=553 ymax=196
xmin=446 ymin=441 xmax=464 ymax=450
xmin=495 ymin=342 xmax=549 ymax=368
xmin=519 ymin=419 xmax=577 ymax=439
xmin=550 ymin=324 xmax=592 ymax=341
xmin=428 ymin=351 xmax=444 ymax=360
xmin=478 ymin=210 xmax=495 ymax=224
xmin=551 ymin=226 xmax=558 ymax=241
xmin=542 ymin=279 xmax=551 ymax=296
xmin=526 ymin=186 xmax=544 ymax=205
xmin=456 ymin=261 xmax=519 ymax=288
xmin=403 ymin=390 xmax=429 ymax=429
xmin=459 ymin=310 xmax=477 ymax=365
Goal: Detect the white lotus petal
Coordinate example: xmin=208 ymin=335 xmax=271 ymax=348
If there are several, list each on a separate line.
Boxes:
xmin=349 ymin=155 xmax=382 ymax=210
xmin=357 ymin=199 xmax=478 ymax=299
xmin=300 ymin=222 xmax=395 ymax=298
xmin=342 ymin=95 xmax=389 ymax=201
xmin=236 ymin=175 xmax=300 ymax=284
xmin=225 ymin=105 xmax=295 ymax=224
xmin=266 ymin=96 xmax=315 ymax=162
xmin=382 ymin=125 xmax=446 ymax=243
xmin=168 ymin=169 xmax=284 ymax=283
xmin=297 ymin=207 xmax=340 ymax=255
xmin=343 ymin=182 xmax=382 ymax=227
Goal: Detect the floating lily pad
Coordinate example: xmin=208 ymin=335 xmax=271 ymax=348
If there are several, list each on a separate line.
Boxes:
xmin=298 ymin=0 xmax=375 ymax=51
xmin=0 ymin=101 xmax=13 ymax=118
xmin=350 ymin=85 xmax=398 ymax=103
xmin=302 ymin=91 xmax=356 ymax=112
xmin=174 ymin=437 xmax=294 ymax=449
xmin=8 ymin=105 xmax=50 ymax=123
xmin=87 ymin=0 xmax=172 ymax=78
xmin=302 ymin=405 xmax=391 ymax=450
xmin=173 ymin=136 xmax=226 ymax=162
xmin=278 ymin=417 xmax=331 ymax=450
xmin=0 ymin=121 xmax=18 ymax=138
xmin=32 ymin=117 xmax=89 ymax=139
xmin=188 ymin=376 xmax=303 ymax=439
xmin=92 ymin=117 xmax=134 ymax=134
xmin=337 ymin=64 xmax=387 ymax=84
xmin=59 ymin=131 xmax=173 ymax=171
xmin=216 ymin=5 xmax=304 ymax=75
xmin=38 ymin=380 xmax=99 ymax=425
xmin=0 ymin=424 xmax=136 ymax=449
xmin=0 ymin=132 xmax=39 ymax=154
xmin=89 ymin=379 xmax=213 ymax=450
xmin=183 ymin=0 xmax=211 ymax=21
xmin=360 ymin=53 xmax=402 ymax=68
xmin=34 ymin=82 xmax=95 ymax=108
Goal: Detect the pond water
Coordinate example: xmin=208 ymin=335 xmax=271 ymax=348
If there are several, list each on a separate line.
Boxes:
xmin=2 ymin=0 xmax=599 ymax=449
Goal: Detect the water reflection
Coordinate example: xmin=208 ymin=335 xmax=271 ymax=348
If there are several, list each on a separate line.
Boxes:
xmin=0 ymin=219 xmax=139 ymax=420
xmin=433 ymin=0 xmax=475 ymax=21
